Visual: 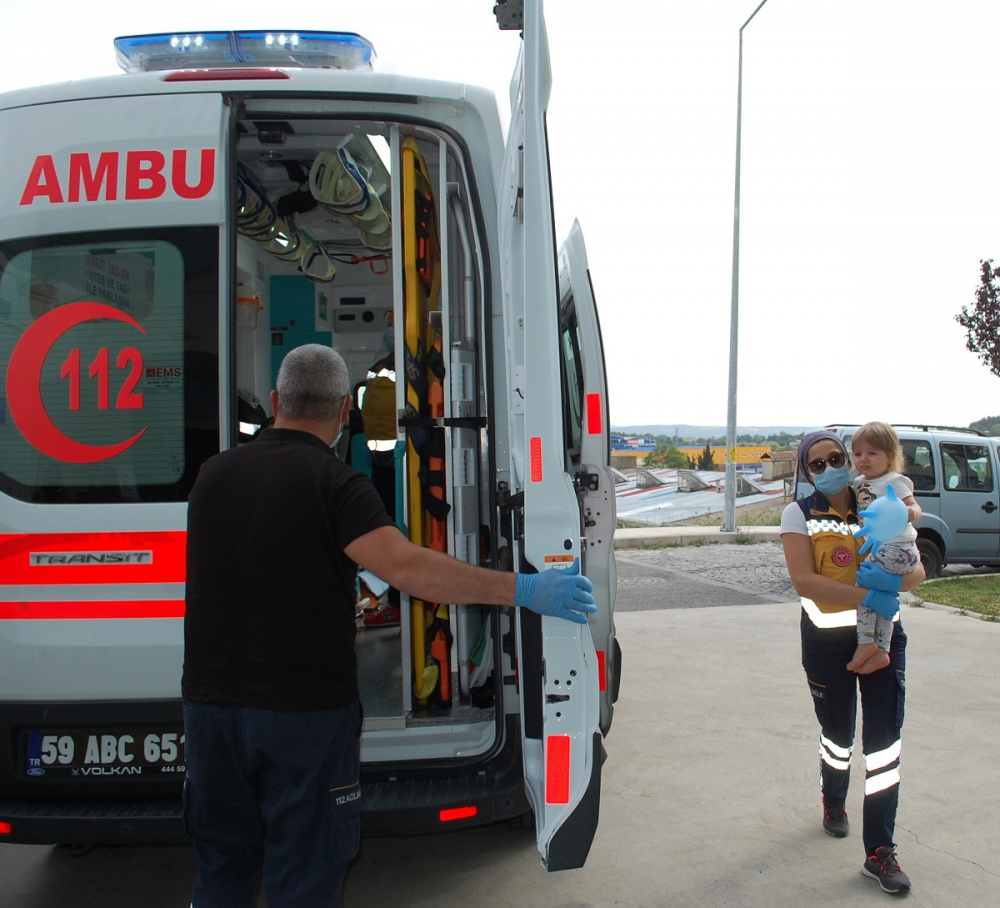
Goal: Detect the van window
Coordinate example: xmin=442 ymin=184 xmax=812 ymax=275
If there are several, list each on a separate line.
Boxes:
xmin=940 ymin=443 xmax=994 ymax=493
xmin=0 ymin=228 xmax=218 ymax=503
xmin=558 ymin=296 xmax=584 ymax=465
xmin=902 ymin=439 xmax=935 ymax=491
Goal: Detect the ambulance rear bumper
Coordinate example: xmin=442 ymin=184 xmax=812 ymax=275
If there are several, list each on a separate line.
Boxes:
xmin=0 ymin=795 xmax=185 ymax=845
xmin=0 ymin=718 xmax=530 ymax=845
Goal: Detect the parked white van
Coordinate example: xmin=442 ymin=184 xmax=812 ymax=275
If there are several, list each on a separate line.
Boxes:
xmin=0 ymin=0 xmax=619 ymax=871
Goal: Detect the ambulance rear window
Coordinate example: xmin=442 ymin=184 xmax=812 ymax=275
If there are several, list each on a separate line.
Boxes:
xmin=0 ymin=228 xmax=218 ymax=504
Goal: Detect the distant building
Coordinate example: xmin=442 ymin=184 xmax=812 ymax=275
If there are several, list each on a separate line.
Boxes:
xmin=610 ymin=433 xmax=655 ymax=453
xmin=611 ymin=452 xmax=638 ymax=471
xmin=760 ymin=450 xmax=796 ymax=480
xmin=676 ymin=445 xmax=772 ymax=470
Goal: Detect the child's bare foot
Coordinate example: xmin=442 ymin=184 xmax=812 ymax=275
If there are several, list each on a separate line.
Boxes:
xmin=855 ymin=649 xmax=891 ymax=674
xmin=847 ymin=642 xmax=879 ymax=673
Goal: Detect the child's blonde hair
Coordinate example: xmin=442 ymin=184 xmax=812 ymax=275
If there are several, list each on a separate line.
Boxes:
xmin=852 ymin=421 xmax=904 ymax=473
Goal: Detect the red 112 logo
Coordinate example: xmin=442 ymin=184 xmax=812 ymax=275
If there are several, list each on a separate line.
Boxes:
xmin=6 ymin=302 xmax=149 ymax=464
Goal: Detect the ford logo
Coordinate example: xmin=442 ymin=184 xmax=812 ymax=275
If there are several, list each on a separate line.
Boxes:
xmin=27 ymin=768 xmax=45 ymax=776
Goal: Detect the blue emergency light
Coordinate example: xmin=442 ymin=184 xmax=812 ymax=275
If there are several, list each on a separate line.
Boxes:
xmin=114 ymin=31 xmax=376 ymax=74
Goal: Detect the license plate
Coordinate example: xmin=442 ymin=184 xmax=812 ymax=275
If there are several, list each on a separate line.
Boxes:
xmin=24 ymin=729 xmax=186 ymax=778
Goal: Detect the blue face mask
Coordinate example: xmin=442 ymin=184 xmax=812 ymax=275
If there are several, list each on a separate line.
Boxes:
xmin=813 ymin=464 xmax=850 ymax=495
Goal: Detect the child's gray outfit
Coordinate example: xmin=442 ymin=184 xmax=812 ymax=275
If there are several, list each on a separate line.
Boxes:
xmin=853 ymin=471 xmax=919 ymax=652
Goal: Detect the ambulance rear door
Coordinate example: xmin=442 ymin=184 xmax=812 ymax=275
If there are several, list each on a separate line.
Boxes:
xmin=497 ymin=0 xmax=603 ymax=871
xmin=558 ymin=222 xmax=619 ymax=735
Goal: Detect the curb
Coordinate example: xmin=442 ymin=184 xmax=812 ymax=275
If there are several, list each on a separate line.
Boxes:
xmin=902 ymin=595 xmax=975 ymax=618
xmin=903 ymin=573 xmax=1000 ymax=620
xmin=614 ymin=526 xmax=781 ymax=549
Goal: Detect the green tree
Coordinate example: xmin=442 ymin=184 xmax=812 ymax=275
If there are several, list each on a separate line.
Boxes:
xmin=970 ymin=415 xmax=1000 ymax=436
xmin=697 ymin=443 xmax=716 ymax=470
xmin=645 ymin=444 xmax=689 ymax=468
xmin=957 ymin=260 xmax=1000 ymax=377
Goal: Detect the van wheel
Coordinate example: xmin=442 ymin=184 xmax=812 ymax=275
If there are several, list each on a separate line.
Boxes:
xmin=917 ymin=538 xmax=942 ymax=579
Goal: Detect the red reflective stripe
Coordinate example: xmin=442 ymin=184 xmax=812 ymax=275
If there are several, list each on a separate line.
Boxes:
xmin=0 ymin=532 xmax=185 ymax=585
xmin=163 ymin=69 xmax=290 ymax=81
xmin=596 ymin=649 xmax=607 ymax=692
xmin=545 ymin=735 xmax=571 ymax=804
xmin=0 ymin=821 xmax=11 ymax=835
xmin=439 ymin=805 xmax=478 ymax=822
xmin=530 ymin=437 xmax=542 ymax=483
xmin=0 ymin=601 xmax=185 ymax=620
xmin=586 ymin=393 xmax=603 ymax=435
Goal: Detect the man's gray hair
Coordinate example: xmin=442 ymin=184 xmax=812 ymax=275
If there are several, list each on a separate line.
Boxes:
xmin=276 ymin=344 xmax=351 ymax=421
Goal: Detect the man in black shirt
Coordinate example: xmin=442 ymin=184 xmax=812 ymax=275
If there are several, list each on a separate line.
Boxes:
xmin=183 ymin=344 xmax=595 ymax=908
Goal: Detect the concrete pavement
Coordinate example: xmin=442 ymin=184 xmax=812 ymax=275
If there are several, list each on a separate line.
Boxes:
xmin=3 ymin=534 xmax=997 ymax=907
xmin=340 ymin=598 xmax=999 ymax=907
xmin=351 ymin=531 xmax=1000 ymax=906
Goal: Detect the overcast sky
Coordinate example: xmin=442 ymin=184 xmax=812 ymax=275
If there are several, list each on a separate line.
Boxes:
xmin=4 ymin=0 xmax=998 ymax=430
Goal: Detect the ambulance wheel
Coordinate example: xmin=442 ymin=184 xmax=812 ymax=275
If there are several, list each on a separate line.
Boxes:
xmin=917 ymin=538 xmax=942 ymax=580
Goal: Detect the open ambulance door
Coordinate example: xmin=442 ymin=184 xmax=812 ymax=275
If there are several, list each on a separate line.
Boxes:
xmin=558 ymin=222 xmax=620 ymax=736
xmin=497 ymin=0 xmax=603 ymax=871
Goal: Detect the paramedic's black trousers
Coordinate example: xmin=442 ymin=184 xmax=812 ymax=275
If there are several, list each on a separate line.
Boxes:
xmin=184 ymin=701 xmax=362 ymax=908
xmin=800 ymin=612 xmax=906 ymax=855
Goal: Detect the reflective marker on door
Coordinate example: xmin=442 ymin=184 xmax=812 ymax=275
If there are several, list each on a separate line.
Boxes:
xmin=586 ymin=393 xmax=603 ymax=435
xmin=530 ymin=436 xmax=543 ymax=483
xmin=545 ymin=735 xmax=570 ymax=804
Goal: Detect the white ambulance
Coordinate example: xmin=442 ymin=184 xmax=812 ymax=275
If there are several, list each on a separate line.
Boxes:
xmin=0 ymin=0 xmax=619 ymax=871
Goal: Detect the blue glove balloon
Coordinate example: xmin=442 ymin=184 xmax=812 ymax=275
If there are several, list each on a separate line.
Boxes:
xmin=514 ymin=558 xmax=596 ymax=625
xmin=856 ymin=561 xmax=903 ymax=594
xmin=854 ymin=484 xmax=908 ymax=557
xmin=861 ymin=588 xmax=900 ymax=620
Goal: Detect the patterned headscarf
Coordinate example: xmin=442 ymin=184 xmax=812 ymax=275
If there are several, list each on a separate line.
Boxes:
xmin=796 ymin=430 xmax=848 ymax=479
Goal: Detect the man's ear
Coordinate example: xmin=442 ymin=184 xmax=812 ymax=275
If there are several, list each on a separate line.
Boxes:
xmin=340 ymin=394 xmax=353 ymax=424
xmin=270 ymin=389 xmax=280 ymax=417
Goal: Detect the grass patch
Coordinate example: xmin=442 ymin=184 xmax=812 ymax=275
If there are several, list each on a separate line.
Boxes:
xmin=915 ymin=576 xmax=1000 ymax=621
xmin=673 ymin=501 xmax=786 ymax=528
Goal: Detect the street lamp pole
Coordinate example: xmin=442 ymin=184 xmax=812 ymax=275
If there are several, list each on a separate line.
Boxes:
xmin=723 ymin=0 xmax=771 ymax=533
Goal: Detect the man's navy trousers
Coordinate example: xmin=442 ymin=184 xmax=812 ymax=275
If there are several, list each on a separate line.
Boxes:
xmin=184 ymin=701 xmax=362 ymax=908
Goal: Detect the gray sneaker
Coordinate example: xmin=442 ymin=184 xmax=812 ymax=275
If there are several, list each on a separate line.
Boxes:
xmin=862 ymin=845 xmax=911 ymax=894
xmin=822 ymin=798 xmax=849 ymax=837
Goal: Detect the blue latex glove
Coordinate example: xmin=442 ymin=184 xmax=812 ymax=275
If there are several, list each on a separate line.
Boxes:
xmin=861 ymin=588 xmax=900 ymax=620
xmin=514 ymin=558 xmax=597 ymax=625
xmin=853 ymin=484 xmax=909 ymax=557
xmin=856 ymin=561 xmax=903 ymax=594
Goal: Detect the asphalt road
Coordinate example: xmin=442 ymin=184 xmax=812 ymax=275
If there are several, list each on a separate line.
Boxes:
xmin=3 ymin=544 xmax=997 ymax=908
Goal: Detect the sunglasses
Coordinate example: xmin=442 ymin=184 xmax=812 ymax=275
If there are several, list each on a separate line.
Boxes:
xmin=808 ymin=452 xmax=848 ymax=474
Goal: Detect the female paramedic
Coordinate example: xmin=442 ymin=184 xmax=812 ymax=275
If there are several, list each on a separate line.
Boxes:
xmin=780 ymin=430 xmax=924 ymax=896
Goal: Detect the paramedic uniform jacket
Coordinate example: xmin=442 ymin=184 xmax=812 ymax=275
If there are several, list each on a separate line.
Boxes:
xmin=783 ymin=490 xmax=864 ymax=628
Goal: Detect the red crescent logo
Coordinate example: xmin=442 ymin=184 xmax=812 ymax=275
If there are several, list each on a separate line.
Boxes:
xmin=6 ymin=302 xmax=148 ymax=464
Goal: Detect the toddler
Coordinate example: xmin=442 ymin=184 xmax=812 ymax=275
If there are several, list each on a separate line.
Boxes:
xmin=849 ymin=422 xmax=922 ymax=673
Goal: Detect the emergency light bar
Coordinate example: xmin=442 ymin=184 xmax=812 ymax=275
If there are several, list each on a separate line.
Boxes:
xmin=114 ymin=31 xmax=376 ymax=74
